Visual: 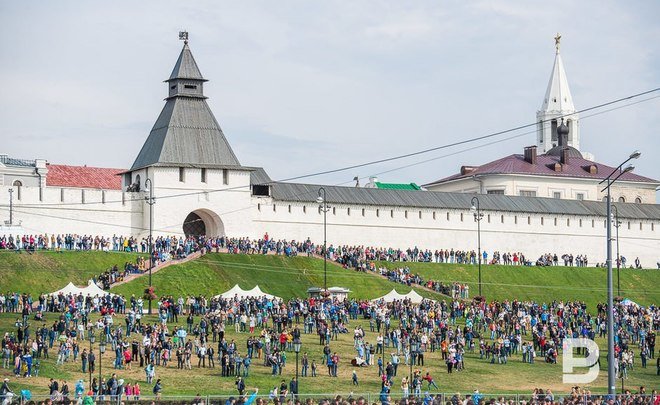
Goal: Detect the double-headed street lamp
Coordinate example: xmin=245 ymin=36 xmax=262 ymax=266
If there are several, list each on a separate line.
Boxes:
xmin=144 ymin=178 xmax=156 ymax=315
xmin=611 ymin=205 xmax=622 ymax=297
xmin=470 ymin=196 xmax=484 ymax=297
xmin=316 ymin=188 xmax=330 ymax=295
xmin=599 ymin=150 xmax=640 ymax=396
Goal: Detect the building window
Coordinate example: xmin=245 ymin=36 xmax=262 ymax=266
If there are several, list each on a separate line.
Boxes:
xmin=618 ymin=196 xmax=625 ymax=203
xmin=579 ymin=219 xmax=582 ymax=227
xmin=460 ymin=213 xmax=464 ymax=222
xmin=651 ymin=223 xmax=654 ymax=231
xmin=102 ymin=191 xmax=106 ymax=204
xmin=184 ymin=84 xmax=197 ymax=89
xmin=639 ymin=222 xmax=642 ymax=230
xmin=501 ymin=215 xmax=504 ymax=223
xmin=391 ymin=210 xmax=394 ymax=218
xmin=541 ymin=217 xmax=544 ymax=226
xmin=446 ymin=212 xmax=450 ymax=221
xmin=135 ymin=174 xmax=141 ymax=189
xmin=303 ymin=206 xmax=306 ymax=213
xmin=419 ymin=211 xmax=422 ymax=219
xmin=487 ymin=214 xmax=491 ymax=223
xmin=201 ymin=168 xmax=207 ymax=183
xmin=222 ymin=169 xmax=229 ymax=185
xmin=61 ymin=188 xmax=65 ymax=202
xmin=553 ymin=192 xmax=561 ymax=199
xmin=376 ymin=209 xmax=380 ymax=217
xmin=332 ymin=207 xmax=336 ymax=215
xmin=347 ymin=207 xmax=350 ymax=216
xmin=361 ymin=208 xmax=365 ymax=217
xmin=12 ymin=180 xmax=22 ymax=200
xmin=258 ymin=203 xmax=261 ymax=211
xmin=288 ymin=205 xmax=291 ymax=213
xmin=592 ymin=219 xmax=595 ymax=228
xmin=527 ymin=216 xmax=531 ymax=225
xmin=81 ymin=189 xmax=85 ymax=204
xmin=576 ymin=193 xmax=584 ymax=201
xmin=627 ymin=221 xmax=630 ymax=230
xmin=433 ymin=212 xmax=436 ymax=220
xmin=520 ymin=190 xmax=536 ymax=197
xmin=487 ymin=189 xmax=504 ymax=195
xmin=405 ymin=210 xmax=408 ymax=219
xmin=602 ymin=196 xmax=608 ymax=202
xmin=179 ymin=167 xmax=185 ymax=182
xmin=514 ymin=216 xmax=517 ymax=224
xmin=554 ymin=218 xmax=557 ymax=226
xmin=567 ymin=218 xmax=570 ymax=227
xmin=273 ymin=204 xmax=276 ymax=212
xmin=635 ymin=197 xmax=642 ymax=204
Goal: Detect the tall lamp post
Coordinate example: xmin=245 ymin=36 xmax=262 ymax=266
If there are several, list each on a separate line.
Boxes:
xmin=470 ymin=196 xmax=484 ymax=297
xmin=88 ymin=328 xmax=96 ymax=388
xmin=611 ymin=205 xmax=621 ymax=297
xmin=144 ymin=178 xmax=156 ymax=315
xmin=98 ymin=339 xmax=106 ymax=388
xmin=316 ymin=188 xmax=329 ymax=295
xmin=599 ymin=150 xmax=640 ymax=396
xmin=294 ymin=338 xmax=302 ymax=395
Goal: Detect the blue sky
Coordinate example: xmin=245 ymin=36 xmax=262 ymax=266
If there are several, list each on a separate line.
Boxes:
xmin=1 ymin=1 xmax=658 ymax=187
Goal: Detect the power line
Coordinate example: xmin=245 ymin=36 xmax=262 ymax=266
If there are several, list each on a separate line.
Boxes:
xmin=2 ymin=88 xmax=658 ymax=210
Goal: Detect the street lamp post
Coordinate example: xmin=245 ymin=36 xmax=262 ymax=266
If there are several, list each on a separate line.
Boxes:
xmin=89 ymin=329 xmax=96 ymax=388
xmin=99 ymin=339 xmax=106 ymax=388
xmin=612 ymin=205 xmax=621 ymax=297
xmin=599 ymin=150 xmax=640 ymax=396
xmin=316 ymin=188 xmax=329 ymax=295
xmin=144 ymin=178 xmax=156 ymax=315
xmin=294 ymin=338 xmax=302 ymax=396
xmin=470 ymin=196 xmax=484 ymax=297
xmin=8 ymin=188 xmax=13 ymax=225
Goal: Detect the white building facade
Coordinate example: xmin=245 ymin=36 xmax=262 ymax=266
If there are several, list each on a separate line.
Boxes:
xmin=1 ymin=39 xmax=659 ymax=267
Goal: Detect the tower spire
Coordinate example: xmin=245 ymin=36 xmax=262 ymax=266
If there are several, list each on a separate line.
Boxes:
xmin=536 ymin=34 xmax=580 ymax=153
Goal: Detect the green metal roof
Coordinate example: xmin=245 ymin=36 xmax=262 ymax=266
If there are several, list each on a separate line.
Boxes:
xmin=375 ymin=182 xmax=421 ymax=190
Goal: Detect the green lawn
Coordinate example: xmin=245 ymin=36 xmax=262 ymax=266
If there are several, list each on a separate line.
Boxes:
xmin=0 ymin=312 xmax=656 ymax=397
xmin=0 ymin=250 xmax=144 ymax=295
xmin=374 ymin=261 xmax=660 ymax=309
xmin=111 ymin=254 xmax=440 ymax=301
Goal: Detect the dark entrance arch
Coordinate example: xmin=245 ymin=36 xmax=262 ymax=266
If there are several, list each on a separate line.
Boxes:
xmin=182 ymin=209 xmax=224 ymax=237
xmin=183 ymin=212 xmax=206 ymax=237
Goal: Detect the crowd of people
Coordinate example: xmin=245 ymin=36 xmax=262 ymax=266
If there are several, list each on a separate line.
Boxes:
xmin=0 ymin=233 xmax=658 ymax=405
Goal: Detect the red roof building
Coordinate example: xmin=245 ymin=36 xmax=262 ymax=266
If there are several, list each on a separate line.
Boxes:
xmin=46 ymin=164 xmax=125 ymax=190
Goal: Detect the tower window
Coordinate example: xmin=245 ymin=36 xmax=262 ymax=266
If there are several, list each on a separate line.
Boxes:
xmin=361 ymin=208 xmax=365 ymax=217
xmin=346 ymin=207 xmax=350 ymax=216
xmin=184 ymin=85 xmax=197 ymax=89
xmin=376 ymin=209 xmax=380 ymax=217
xmin=201 ymin=168 xmax=207 ymax=183
xmin=179 ymin=168 xmax=185 ymax=182
xmin=223 ymin=169 xmax=229 ymax=185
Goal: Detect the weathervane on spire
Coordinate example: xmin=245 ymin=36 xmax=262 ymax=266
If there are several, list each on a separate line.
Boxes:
xmin=179 ymin=31 xmax=189 ymax=44
xmin=554 ymin=32 xmax=561 ymax=52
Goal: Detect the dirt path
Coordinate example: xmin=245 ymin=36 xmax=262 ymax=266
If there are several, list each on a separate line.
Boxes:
xmin=111 ymin=250 xmax=203 ymax=287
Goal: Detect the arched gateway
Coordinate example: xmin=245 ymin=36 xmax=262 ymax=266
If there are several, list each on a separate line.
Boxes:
xmin=182 ymin=209 xmax=224 ymax=237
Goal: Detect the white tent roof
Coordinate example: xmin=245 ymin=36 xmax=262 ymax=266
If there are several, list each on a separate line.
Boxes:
xmin=214 ymin=285 xmax=280 ymax=301
xmin=49 ymin=281 xmax=115 ymax=297
xmin=372 ymin=289 xmax=425 ymax=303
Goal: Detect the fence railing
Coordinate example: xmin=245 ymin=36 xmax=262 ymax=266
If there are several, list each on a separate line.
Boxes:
xmin=10 ymin=392 xmax=656 ymax=405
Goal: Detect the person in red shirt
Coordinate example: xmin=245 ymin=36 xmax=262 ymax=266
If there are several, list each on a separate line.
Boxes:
xmin=423 ymin=372 xmax=439 ymax=390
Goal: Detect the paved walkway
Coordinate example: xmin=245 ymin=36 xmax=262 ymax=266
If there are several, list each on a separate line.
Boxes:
xmin=111 ymin=250 xmax=203 ymax=287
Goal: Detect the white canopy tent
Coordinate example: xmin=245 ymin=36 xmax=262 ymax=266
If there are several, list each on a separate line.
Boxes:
xmin=214 ymin=285 xmax=280 ymax=301
xmin=48 ymin=281 xmax=115 ymax=297
xmin=372 ymin=289 xmax=426 ymax=303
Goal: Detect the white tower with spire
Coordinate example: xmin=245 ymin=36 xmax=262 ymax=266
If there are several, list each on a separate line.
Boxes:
xmin=536 ymin=34 xmax=580 ymax=154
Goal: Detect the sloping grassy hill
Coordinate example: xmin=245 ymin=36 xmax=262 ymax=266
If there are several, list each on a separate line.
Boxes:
xmin=375 ymin=261 xmax=660 ymax=309
xmin=0 ymin=250 xmax=144 ymax=294
xmin=112 ymin=254 xmax=437 ymax=300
